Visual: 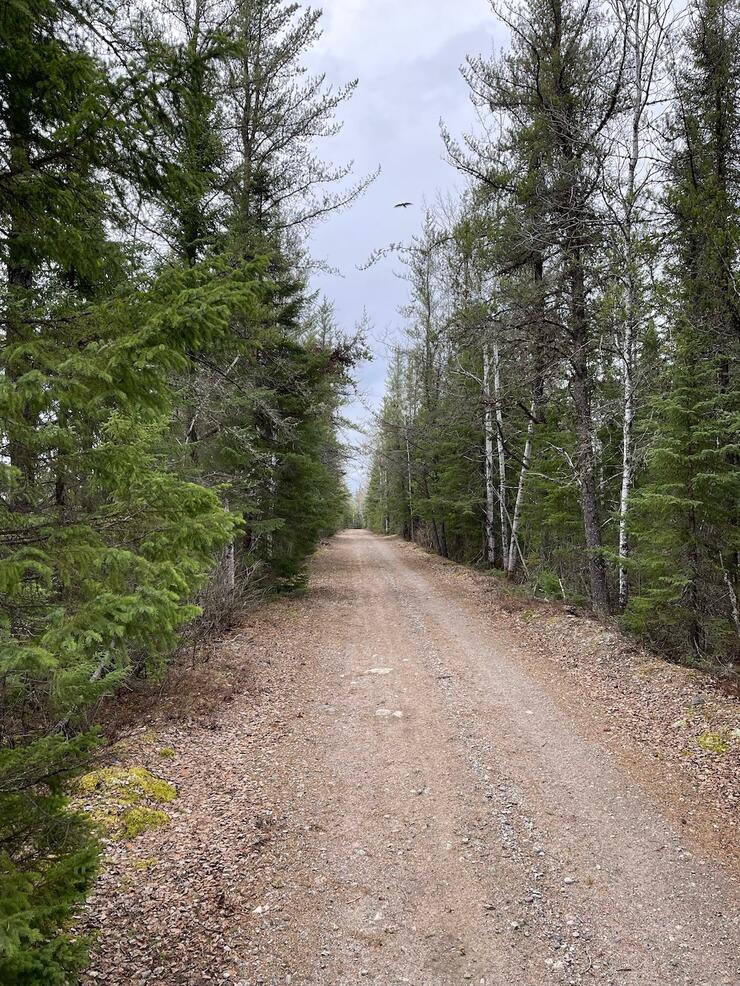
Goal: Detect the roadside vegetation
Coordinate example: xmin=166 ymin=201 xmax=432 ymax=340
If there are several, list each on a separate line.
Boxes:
xmin=0 ymin=1 xmax=367 ymax=980
xmin=1 ymin=0 xmax=737 ymax=981
xmin=366 ymin=0 xmax=739 ymax=673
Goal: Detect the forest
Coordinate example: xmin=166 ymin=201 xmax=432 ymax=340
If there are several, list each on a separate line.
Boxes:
xmin=0 ymin=0 xmax=738 ymax=983
xmin=365 ymin=0 xmax=739 ymax=670
xmin=0 ymin=0 xmax=364 ymax=980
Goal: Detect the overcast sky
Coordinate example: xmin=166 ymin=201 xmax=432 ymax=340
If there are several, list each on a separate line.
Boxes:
xmin=305 ymin=0 xmax=506 ymax=489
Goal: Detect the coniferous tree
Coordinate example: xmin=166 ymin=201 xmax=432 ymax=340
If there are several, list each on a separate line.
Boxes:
xmin=369 ymin=0 xmax=736 ymax=665
xmin=626 ymin=0 xmax=740 ymax=660
xmin=142 ymin=0 xmax=367 ymax=592
xmin=0 ymin=4 xmax=264 ymax=979
xmin=1 ymin=1 xmax=363 ymax=979
xmin=444 ymin=0 xmax=630 ymax=613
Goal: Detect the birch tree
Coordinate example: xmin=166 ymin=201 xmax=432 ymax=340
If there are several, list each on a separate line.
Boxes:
xmin=609 ymin=0 xmax=670 ymax=609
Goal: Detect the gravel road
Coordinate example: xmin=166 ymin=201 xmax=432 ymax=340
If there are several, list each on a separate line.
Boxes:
xmin=81 ymin=530 xmax=739 ymax=986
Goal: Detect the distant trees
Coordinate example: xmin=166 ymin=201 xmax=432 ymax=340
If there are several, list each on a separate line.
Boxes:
xmin=1 ymin=0 xmax=364 ymax=980
xmin=367 ymin=0 xmax=739 ymax=666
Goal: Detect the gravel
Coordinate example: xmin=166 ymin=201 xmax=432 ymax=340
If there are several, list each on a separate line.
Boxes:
xmin=76 ymin=531 xmax=739 ymax=986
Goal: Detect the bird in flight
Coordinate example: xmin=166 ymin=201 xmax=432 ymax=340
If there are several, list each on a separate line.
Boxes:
xmin=394 ymin=201 xmax=413 ymax=208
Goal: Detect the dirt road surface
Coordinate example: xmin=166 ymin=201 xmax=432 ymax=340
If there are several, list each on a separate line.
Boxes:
xmin=81 ymin=531 xmax=739 ymax=986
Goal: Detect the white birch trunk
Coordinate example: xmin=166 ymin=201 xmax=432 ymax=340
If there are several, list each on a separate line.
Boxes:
xmin=493 ymin=338 xmax=509 ymax=562
xmin=266 ymin=452 xmax=277 ymax=560
xmin=482 ymin=343 xmax=497 ymax=564
xmin=405 ymin=430 xmax=414 ymax=541
xmin=381 ymin=464 xmax=389 ymax=533
xmin=720 ymin=553 xmax=740 ymax=635
xmin=506 ymin=405 xmax=535 ymax=577
xmin=618 ymin=315 xmax=635 ymax=609
xmin=618 ymin=0 xmax=644 ymax=610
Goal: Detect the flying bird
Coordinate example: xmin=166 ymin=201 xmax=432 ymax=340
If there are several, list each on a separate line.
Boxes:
xmin=394 ymin=201 xmax=413 ymax=208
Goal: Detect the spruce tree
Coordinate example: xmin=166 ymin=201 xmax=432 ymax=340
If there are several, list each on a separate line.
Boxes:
xmin=0 ymin=4 xmax=252 ymax=979
xmin=625 ymin=0 xmax=740 ymax=661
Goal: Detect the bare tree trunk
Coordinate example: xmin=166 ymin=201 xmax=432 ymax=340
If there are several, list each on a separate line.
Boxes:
xmin=506 ymin=250 xmax=546 ymax=579
xmin=381 ymin=464 xmax=389 ymax=534
xmin=266 ymin=452 xmax=276 ymax=560
xmin=573 ymin=379 xmax=609 ymax=616
xmin=618 ymin=311 xmax=635 ymax=609
xmin=224 ymin=498 xmax=236 ymax=593
xmin=405 ymin=429 xmax=414 ymax=541
xmin=420 ymin=471 xmax=444 ymax=555
xmin=492 ymin=338 xmax=509 ymax=563
xmin=719 ymin=552 xmax=740 ymax=637
xmin=507 ymin=405 xmax=534 ymax=576
xmin=6 ymin=118 xmax=35 ymax=513
xmin=571 ymin=252 xmax=610 ymax=618
xmin=6 ymin=263 xmax=34 ymax=505
xmin=618 ymin=0 xmax=647 ymax=610
xmin=482 ymin=344 xmax=497 ymax=564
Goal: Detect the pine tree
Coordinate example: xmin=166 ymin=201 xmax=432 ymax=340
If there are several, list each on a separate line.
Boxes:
xmin=447 ymin=0 xmax=629 ymax=614
xmin=1 ymin=1 xmax=366 ymax=977
xmin=224 ymin=0 xmax=368 ymax=246
xmin=134 ymin=0 xmax=365 ymax=596
xmin=148 ymin=0 xmax=230 ymax=266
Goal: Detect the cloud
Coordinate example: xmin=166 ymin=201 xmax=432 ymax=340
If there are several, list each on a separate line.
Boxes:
xmin=316 ymin=0 xmax=494 ymax=75
xmin=303 ymin=0 xmax=505 ymax=488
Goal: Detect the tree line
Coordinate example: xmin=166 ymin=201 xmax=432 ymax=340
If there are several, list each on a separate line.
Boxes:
xmin=0 ymin=1 xmax=365 ymax=980
xmin=366 ymin=0 xmax=739 ymax=668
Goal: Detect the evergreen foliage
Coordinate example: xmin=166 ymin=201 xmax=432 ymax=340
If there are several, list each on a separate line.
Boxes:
xmin=367 ymin=0 xmax=739 ymax=668
xmin=2 ymin=0 xmax=737 ymax=976
xmin=625 ymin=0 xmax=740 ymax=658
xmin=1 ymin=0 xmax=364 ymax=979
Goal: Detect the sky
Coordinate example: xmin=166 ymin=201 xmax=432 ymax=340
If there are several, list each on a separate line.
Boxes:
xmin=304 ymin=0 xmax=506 ymax=489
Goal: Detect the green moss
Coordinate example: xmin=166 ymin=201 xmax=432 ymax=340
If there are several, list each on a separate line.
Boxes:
xmin=119 ymin=807 xmax=170 ymax=839
xmin=132 ymin=857 xmax=158 ymax=871
xmin=697 ymin=730 xmax=730 ymax=754
xmin=158 ymin=747 xmax=175 ymax=759
xmin=77 ymin=766 xmax=176 ymax=803
xmin=75 ymin=766 xmax=176 ymax=841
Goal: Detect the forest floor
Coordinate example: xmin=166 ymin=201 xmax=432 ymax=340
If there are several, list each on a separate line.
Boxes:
xmin=78 ymin=530 xmax=739 ymax=986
